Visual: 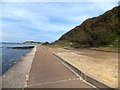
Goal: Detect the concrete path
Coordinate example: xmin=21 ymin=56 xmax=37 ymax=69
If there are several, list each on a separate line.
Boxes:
xmin=26 ymin=46 xmax=96 ymax=88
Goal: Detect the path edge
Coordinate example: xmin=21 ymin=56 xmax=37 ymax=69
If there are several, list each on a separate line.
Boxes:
xmin=53 ymin=53 xmax=118 ymax=90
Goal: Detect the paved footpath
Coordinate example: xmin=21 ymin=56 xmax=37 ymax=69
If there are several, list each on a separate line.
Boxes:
xmin=26 ymin=46 xmax=96 ymax=88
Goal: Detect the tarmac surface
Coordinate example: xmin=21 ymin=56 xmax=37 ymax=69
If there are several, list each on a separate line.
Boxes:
xmin=26 ymin=46 xmax=96 ymax=88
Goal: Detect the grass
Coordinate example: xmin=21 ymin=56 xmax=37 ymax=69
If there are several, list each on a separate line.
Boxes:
xmin=49 ymin=41 xmax=119 ymax=49
xmin=103 ymin=38 xmax=119 ymax=48
xmin=49 ymin=41 xmax=72 ymax=48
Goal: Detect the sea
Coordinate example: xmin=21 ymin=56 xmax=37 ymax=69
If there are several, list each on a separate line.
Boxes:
xmin=0 ymin=42 xmax=36 ymax=75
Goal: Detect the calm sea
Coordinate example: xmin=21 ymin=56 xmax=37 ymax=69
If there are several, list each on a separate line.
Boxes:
xmin=0 ymin=43 xmax=36 ymax=75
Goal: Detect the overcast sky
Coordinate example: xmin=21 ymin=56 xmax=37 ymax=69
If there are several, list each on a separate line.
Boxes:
xmin=1 ymin=2 xmax=118 ymax=42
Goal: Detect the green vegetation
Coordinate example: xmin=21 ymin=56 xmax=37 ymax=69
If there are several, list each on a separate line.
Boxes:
xmin=42 ymin=41 xmax=50 ymax=45
xmin=105 ymin=38 xmax=119 ymax=48
xmin=23 ymin=41 xmax=42 ymax=44
xmin=50 ymin=41 xmax=73 ymax=48
xmin=54 ymin=6 xmax=120 ymax=48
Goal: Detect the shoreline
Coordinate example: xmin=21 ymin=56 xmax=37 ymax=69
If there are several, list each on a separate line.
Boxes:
xmin=1 ymin=45 xmax=118 ymax=88
xmin=2 ymin=46 xmax=37 ymax=88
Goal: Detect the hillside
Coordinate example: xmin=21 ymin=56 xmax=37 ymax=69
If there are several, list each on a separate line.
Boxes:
xmin=23 ymin=41 xmax=43 ymax=44
xmin=53 ymin=6 xmax=120 ymax=48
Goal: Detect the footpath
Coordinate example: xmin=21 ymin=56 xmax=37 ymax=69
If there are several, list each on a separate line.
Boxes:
xmin=26 ymin=46 xmax=95 ymax=88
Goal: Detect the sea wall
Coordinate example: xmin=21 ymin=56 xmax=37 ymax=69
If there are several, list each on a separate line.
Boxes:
xmin=7 ymin=46 xmax=34 ymax=49
xmin=2 ymin=46 xmax=37 ymax=88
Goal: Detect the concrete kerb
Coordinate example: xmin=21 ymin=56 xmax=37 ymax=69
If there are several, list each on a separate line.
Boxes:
xmin=24 ymin=46 xmax=37 ymax=88
xmin=53 ymin=53 xmax=117 ymax=90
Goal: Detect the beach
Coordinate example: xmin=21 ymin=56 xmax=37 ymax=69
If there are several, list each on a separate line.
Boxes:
xmin=1 ymin=2 xmax=119 ymax=89
xmin=2 ymin=46 xmax=37 ymax=88
xmin=47 ymin=46 xmax=118 ymax=88
xmin=1 ymin=45 xmax=118 ymax=89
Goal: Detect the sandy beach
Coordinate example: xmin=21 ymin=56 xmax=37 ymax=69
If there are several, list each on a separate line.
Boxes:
xmin=2 ymin=46 xmax=37 ymax=88
xmin=1 ymin=45 xmax=118 ymax=89
xmin=46 ymin=46 xmax=118 ymax=88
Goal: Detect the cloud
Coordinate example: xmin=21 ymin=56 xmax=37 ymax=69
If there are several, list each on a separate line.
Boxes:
xmin=1 ymin=0 xmax=119 ymax=2
xmin=1 ymin=2 xmax=118 ymax=42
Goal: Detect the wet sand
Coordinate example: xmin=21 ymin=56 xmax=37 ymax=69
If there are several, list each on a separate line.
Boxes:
xmin=2 ymin=46 xmax=37 ymax=88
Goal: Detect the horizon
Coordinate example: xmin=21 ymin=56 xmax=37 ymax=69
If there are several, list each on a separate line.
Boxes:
xmin=1 ymin=2 xmax=118 ymax=42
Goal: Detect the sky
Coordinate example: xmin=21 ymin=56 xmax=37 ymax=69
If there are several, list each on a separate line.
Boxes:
xmin=1 ymin=1 xmax=118 ymax=43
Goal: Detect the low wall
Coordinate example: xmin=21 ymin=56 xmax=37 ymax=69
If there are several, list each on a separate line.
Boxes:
xmin=53 ymin=53 xmax=118 ymax=90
